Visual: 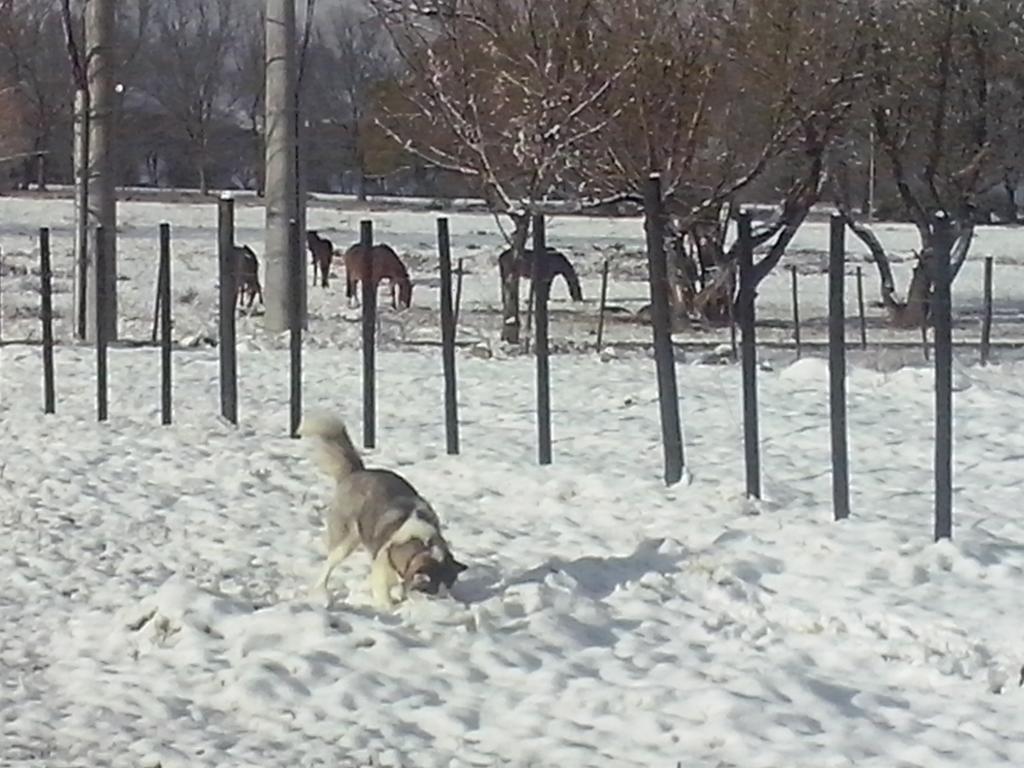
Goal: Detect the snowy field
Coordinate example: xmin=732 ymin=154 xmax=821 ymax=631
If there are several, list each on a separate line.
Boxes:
xmin=2 ymin=195 xmax=1024 ymax=354
xmin=2 ymin=197 xmax=1024 ymax=767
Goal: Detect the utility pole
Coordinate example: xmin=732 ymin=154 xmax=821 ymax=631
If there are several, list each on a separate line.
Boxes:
xmin=85 ymin=0 xmax=117 ymax=341
xmin=264 ymin=0 xmax=301 ymax=332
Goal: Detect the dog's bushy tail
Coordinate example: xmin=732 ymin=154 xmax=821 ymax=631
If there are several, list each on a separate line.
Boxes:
xmin=300 ymin=413 xmax=364 ymax=480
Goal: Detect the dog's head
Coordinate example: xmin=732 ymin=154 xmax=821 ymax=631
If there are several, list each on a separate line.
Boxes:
xmin=402 ymin=544 xmax=468 ymax=596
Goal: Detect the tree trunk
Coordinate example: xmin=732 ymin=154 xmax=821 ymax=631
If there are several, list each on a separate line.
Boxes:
xmin=888 ymin=220 xmax=958 ymax=328
xmin=355 ymin=168 xmax=367 ymax=202
xmin=263 ymin=0 xmax=299 ymax=333
xmin=500 ymin=214 xmax=529 ymax=344
xmin=666 ymin=235 xmax=697 ymax=322
xmin=73 ymin=88 xmax=90 ymax=341
xmin=354 ymin=122 xmax=367 ymax=202
xmin=898 ymin=262 xmax=931 ymax=328
xmin=86 ymin=0 xmax=118 ymax=342
xmin=35 ymin=152 xmax=46 ymax=190
xmin=1004 ymin=177 xmax=1018 ymax=224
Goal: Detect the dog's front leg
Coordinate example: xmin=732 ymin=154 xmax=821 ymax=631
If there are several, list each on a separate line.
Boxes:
xmin=370 ymin=549 xmax=400 ymax=609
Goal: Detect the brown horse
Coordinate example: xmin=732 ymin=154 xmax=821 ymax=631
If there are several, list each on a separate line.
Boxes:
xmin=498 ymin=247 xmax=584 ymax=301
xmin=233 ymin=244 xmax=264 ymax=310
xmin=342 ymin=243 xmax=413 ymax=309
xmin=307 ymin=230 xmax=335 ymax=288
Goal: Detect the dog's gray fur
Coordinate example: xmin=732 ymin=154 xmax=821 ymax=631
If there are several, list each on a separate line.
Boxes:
xmin=301 ymin=413 xmax=466 ymax=607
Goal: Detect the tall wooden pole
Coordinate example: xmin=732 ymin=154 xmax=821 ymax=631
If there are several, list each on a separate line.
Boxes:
xmin=644 ymin=174 xmax=684 ymax=485
xmin=85 ymin=0 xmax=117 ymax=341
xmin=738 ymin=211 xmax=760 ymax=499
xmin=933 ymin=212 xmax=954 ymax=541
xmin=264 ymin=0 xmax=300 ymax=332
xmin=828 ymin=214 xmax=850 ymax=521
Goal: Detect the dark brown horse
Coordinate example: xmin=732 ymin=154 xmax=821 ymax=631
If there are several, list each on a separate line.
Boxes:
xmin=342 ymin=243 xmax=413 ymax=309
xmin=307 ymin=230 xmax=335 ymax=288
xmin=233 ymin=244 xmax=263 ymax=309
xmin=498 ymin=247 xmax=584 ymax=301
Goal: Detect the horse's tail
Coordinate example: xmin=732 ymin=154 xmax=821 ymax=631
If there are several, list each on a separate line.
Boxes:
xmin=552 ymin=252 xmax=583 ymax=301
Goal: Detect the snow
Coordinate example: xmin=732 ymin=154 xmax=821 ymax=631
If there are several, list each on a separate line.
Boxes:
xmin=2 ymin=195 xmax=1024 ymax=354
xmin=2 ymin=196 xmax=1024 ymax=766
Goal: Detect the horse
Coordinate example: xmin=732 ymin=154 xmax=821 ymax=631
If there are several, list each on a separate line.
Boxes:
xmin=498 ymin=247 xmax=584 ymax=302
xmin=342 ymin=243 xmax=413 ymax=309
xmin=307 ymin=230 xmax=335 ymax=288
xmin=233 ymin=244 xmax=264 ymax=310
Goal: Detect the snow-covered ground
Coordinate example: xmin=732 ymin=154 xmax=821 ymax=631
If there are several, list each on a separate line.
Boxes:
xmin=2 ymin=197 xmax=1024 ymax=767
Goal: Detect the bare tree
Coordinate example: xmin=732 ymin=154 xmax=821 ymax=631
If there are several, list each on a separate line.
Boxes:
xmin=372 ymin=0 xmax=633 ymax=343
xmin=230 ymin=6 xmax=266 ymax=192
xmin=140 ymin=0 xmax=239 ymax=194
xmin=575 ymin=0 xmax=866 ymax=323
xmin=833 ymin=0 xmax=1023 ymax=327
xmin=305 ymin=5 xmax=398 ymax=200
xmin=0 ymin=0 xmax=71 ymax=187
xmin=0 ymin=81 xmax=31 ymax=170
xmin=985 ymin=7 xmax=1024 ymax=224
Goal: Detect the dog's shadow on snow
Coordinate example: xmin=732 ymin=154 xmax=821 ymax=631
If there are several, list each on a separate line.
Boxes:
xmin=452 ymin=537 xmax=685 ymax=604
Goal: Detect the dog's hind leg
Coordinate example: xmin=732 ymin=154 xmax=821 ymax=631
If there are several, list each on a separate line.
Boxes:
xmin=311 ymin=528 xmax=359 ymax=594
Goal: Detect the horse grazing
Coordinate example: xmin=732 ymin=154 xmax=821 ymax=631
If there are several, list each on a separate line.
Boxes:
xmin=498 ymin=247 xmax=583 ymax=302
xmin=233 ymin=244 xmax=264 ymax=310
xmin=342 ymin=243 xmax=413 ymax=309
xmin=307 ymin=230 xmax=335 ymax=288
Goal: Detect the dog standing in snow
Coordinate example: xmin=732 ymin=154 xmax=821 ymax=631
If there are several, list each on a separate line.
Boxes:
xmin=301 ymin=414 xmax=467 ymax=608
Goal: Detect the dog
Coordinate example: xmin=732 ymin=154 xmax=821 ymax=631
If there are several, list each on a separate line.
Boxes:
xmin=301 ymin=414 xmax=467 ymax=607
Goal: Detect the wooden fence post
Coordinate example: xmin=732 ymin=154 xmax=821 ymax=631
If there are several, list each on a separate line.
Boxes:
xmin=532 ymin=213 xmax=552 ymax=465
xmin=933 ymin=212 xmax=954 ymax=541
xmin=95 ymin=225 xmax=108 ymax=422
xmin=596 ymin=258 xmax=610 ymax=351
xmin=151 ymin=244 xmax=165 ymax=343
xmin=289 ymin=218 xmax=303 ymax=439
xmin=454 ymin=257 xmax=465 ymax=328
xmin=980 ymin=256 xmax=993 ymax=365
xmin=644 ymin=174 xmax=685 ymax=485
xmin=217 ymin=194 xmax=238 ymax=425
xmin=361 ymin=219 xmax=376 ymax=449
xmin=738 ymin=211 xmax=760 ymax=499
xmin=437 ymin=217 xmax=460 ymax=455
xmin=159 ymin=223 xmax=172 ymax=425
xmin=39 ymin=228 xmax=55 ymax=414
xmin=828 ymin=214 xmax=850 ymax=521
xmin=856 ymin=266 xmax=867 ymax=349
xmin=0 ymin=245 xmax=4 ymax=344
xmin=789 ymin=264 xmax=801 ymax=359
